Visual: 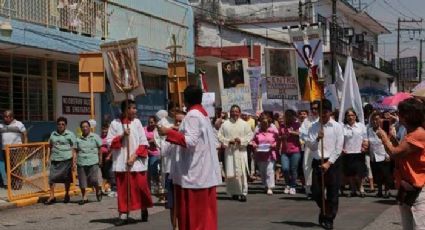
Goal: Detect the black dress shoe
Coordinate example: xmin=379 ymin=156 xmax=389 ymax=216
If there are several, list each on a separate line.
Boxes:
xmin=232 ymin=195 xmax=239 ymax=200
xmin=44 ymin=198 xmax=56 ymax=205
xmin=239 ymin=195 xmax=247 ymax=202
xmin=114 ymin=218 xmax=128 ymax=226
xmin=96 ymin=191 xmax=103 ymax=202
xmin=376 ymin=192 xmax=383 ymax=198
xmin=321 ymin=220 xmax=333 ymax=229
xmin=63 ymin=194 xmax=70 ymax=204
xmin=320 ymin=217 xmax=334 ymax=229
xmin=141 ymin=209 xmax=148 ymax=222
xmin=383 ymin=191 xmax=390 ymax=199
xmin=318 ymin=214 xmax=324 ymax=225
xmin=360 ymin=192 xmax=366 ymax=198
xmin=78 ymin=199 xmax=89 ymax=205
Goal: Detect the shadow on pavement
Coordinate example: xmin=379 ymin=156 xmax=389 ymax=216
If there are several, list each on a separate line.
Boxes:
xmin=271 ymin=220 xmax=321 ymax=228
xmin=89 ymin=217 xmax=138 ymax=225
xmin=216 ymin=196 xmax=233 ymax=201
xmin=374 ymin=199 xmax=397 ymax=205
xmin=279 ymin=196 xmax=310 ymax=201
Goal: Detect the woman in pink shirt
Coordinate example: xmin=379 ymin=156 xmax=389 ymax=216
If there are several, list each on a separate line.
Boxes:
xmin=280 ymin=109 xmax=301 ymax=195
xmin=251 ymin=116 xmax=278 ymax=195
xmin=144 ymin=116 xmax=160 ymax=193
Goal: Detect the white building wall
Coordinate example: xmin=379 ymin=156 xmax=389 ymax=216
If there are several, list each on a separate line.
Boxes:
xmin=56 ymin=82 xmax=102 ymax=135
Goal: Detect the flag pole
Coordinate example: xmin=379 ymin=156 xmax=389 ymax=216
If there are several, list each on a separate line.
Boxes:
xmin=125 ymin=92 xmax=131 ymax=220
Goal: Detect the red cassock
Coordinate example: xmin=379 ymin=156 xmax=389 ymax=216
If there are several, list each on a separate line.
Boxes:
xmin=111 ymin=129 xmax=153 ymax=213
xmin=166 ymin=105 xmax=219 ymax=230
xmin=174 ymin=185 xmax=217 ymax=230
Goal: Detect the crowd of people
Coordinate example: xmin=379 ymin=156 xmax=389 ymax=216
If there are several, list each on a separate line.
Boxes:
xmin=0 ymin=86 xmax=424 ymax=230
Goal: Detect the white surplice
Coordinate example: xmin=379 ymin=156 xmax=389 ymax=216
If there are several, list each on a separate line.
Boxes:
xmin=106 ymin=118 xmax=149 ymax=172
xmin=218 ymin=118 xmax=253 ymax=196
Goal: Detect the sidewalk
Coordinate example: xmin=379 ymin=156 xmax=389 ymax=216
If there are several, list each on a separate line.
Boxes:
xmin=0 ymin=188 xmax=15 ymax=210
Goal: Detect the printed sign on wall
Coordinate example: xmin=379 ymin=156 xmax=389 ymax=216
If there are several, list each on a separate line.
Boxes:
xmin=62 ymin=96 xmax=91 ymax=115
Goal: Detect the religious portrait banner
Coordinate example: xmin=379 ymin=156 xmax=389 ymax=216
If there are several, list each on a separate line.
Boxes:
xmin=100 ymin=38 xmax=145 ymax=103
xmin=265 ymin=48 xmax=300 ymax=100
xmin=290 ymin=28 xmax=324 ymax=102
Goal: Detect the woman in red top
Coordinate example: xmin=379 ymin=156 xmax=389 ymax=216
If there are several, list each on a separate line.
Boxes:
xmin=377 ymin=98 xmax=425 ymax=230
xmin=251 ymin=116 xmax=278 ymax=195
xmin=280 ymin=109 xmax=301 ymax=195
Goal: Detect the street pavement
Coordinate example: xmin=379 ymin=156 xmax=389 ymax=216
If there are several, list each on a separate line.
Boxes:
xmin=0 ymin=182 xmax=402 ymax=230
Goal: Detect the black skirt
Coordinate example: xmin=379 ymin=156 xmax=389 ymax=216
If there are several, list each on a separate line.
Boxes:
xmin=343 ymin=154 xmax=367 ymax=177
xmin=49 ymin=159 xmax=73 ymax=184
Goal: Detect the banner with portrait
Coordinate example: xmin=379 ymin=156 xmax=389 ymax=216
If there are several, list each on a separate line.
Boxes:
xmin=218 ymin=59 xmax=252 ymax=112
xmin=100 ymin=38 xmax=145 ymax=103
xmin=290 ymin=28 xmax=324 ymax=102
xmin=265 ymin=48 xmax=300 ymax=100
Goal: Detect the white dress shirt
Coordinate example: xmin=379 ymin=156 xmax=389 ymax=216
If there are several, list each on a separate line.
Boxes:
xmin=343 ymin=122 xmax=367 ymax=154
xmin=366 ymin=126 xmax=389 ymax=162
xmin=300 ymin=116 xmax=319 ymax=148
xmin=306 ymin=118 xmax=344 ymax=164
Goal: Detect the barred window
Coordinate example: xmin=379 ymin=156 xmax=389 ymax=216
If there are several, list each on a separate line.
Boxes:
xmin=0 ymin=55 xmax=54 ymax=122
xmin=57 ymin=62 xmax=78 ymax=82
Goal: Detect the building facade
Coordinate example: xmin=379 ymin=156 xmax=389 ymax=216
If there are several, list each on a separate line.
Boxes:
xmin=0 ymin=0 xmax=194 ymax=141
xmin=191 ymin=0 xmax=396 ymax=107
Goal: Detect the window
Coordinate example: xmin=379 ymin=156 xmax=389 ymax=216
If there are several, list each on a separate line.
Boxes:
xmin=0 ymin=75 xmax=10 ymax=114
xmin=57 ymin=62 xmax=79 ymax=82
xmin=317 ymin=14 xmax=327 ymax=45
xmin=0 ymin=55 xmax=54 ymax=121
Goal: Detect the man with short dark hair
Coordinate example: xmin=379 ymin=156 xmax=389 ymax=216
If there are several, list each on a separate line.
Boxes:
xmin=306 ymin=99 xmax=344 ymax=229
xmin=160 ymin=85 xmax=222 ymax=230
xmin=0 ymin=110 xmax=27 ymax=188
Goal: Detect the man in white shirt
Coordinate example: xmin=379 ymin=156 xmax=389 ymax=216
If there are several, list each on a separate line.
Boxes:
xmin=0 ymin=110 xmax=27 ymax=188
xmin=160 ymin=86 xmax=222 ymax=230
xmin=306 ymin=99 xmax=344 ymax=230
xmin=300 ymin=101 xmax=320 ymax=198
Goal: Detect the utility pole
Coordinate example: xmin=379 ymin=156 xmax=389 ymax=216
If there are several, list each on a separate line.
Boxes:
xmin=299 ymin=0 xmax=303 ymax=26
xmin=419 ymin=38 xmax=424 ymax=82
xmin=396 ymin=18 xmax=423 ymax=91
xmin=330 ymin=0 xmax=337 ymax=83
xmin=397 ymin=18 xmax=400 ymax=91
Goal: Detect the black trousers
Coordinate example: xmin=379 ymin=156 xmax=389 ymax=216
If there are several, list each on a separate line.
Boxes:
xmin=311 ymin=158 xmax=341 ymax=220
xmin=371 ymin=161 xmax=392 ymax=192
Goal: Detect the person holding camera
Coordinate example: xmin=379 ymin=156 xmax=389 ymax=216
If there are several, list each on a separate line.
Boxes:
xmin=366 ymin=111 xmax=392 ymax=198
xmin=377 ymin=98 xmax=425 ymax=230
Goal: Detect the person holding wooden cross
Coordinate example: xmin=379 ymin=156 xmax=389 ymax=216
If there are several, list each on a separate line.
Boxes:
xmin=305 ymin=99 xmax=344 ymax=230
xmin=106 ymin=99 xmax=153 ymax=226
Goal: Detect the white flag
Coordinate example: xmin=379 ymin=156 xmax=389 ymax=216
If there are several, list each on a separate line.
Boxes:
xmin=335 ymin=61 xmax=344 ymax=100
xmin=338 ymin=57 xmax=364 ymax=124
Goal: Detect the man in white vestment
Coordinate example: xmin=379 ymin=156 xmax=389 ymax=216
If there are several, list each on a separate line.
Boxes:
xmin=218 ymin=105 xmax=253 ymax=202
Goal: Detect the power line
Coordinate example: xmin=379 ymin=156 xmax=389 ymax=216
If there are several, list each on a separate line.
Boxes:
xmin=395 ymin=0 xmax=422 ymax=20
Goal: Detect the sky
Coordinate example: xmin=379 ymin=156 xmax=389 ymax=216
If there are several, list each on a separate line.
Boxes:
xmin=364 ymin=0 xmax=424 ymax=63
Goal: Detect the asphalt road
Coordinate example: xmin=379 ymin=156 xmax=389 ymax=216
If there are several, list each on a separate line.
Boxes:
xmin=0 ymin=183 xmax=402 ymax=230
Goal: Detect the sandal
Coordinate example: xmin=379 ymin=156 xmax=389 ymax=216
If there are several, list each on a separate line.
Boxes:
xmin=44 ymin=198 xmax=56 ymax=205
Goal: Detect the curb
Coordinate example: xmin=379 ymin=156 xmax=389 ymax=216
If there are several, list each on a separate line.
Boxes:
xmin=0 ymin=189 xmax=83 ymax=210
